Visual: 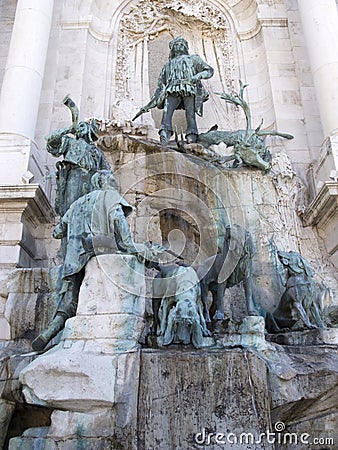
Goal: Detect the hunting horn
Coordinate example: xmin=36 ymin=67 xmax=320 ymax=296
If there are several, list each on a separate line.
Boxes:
xmin=62 ymin=95 xmax=79 ymax=131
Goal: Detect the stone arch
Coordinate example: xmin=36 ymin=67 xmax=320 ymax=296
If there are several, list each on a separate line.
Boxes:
xmin=93 ymin=0 xmax=275 ymax=132
xmin=109 ymin=0 xmax=244 ymax=132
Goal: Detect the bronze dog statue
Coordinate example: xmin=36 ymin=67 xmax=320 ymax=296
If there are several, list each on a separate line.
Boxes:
xmin=151 ymin=265 xmax=210 ymax=347
xmin=266 ymin=250 xmax=325 ymax=332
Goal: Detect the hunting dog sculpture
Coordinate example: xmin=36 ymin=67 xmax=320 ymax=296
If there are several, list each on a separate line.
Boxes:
xmin=266 ymin=250 xmax=326 ymax=332
xmin=151 ymin=264 xmax=210 ymax=348
xmin=197 ymin=224 xmax=259 ymax=322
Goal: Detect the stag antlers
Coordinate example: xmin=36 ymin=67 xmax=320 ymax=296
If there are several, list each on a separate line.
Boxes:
xmin=216 ymin=81 xmax=293 ymax=142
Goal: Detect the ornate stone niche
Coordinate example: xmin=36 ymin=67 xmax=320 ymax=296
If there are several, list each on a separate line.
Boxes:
xmin=112 ymin=0 xmax=241 ymax=134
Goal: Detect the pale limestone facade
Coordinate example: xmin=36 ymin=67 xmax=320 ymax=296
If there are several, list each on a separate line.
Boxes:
xmin=1 ymin=1 xmax=338 ymax=448
xmin=0 ymin=0 xmax=337 ymax=269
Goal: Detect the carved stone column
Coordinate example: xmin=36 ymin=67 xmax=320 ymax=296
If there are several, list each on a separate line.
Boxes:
xmin=298 ymin=0 xmax=338 ymax=186
xmin=0 ymin=0 xmax=55 ymax=267
xmin=298 ymin=0 xmax=338 ymax=139
xmin=298 ymin=0 xmax=338 ymax=184
xmin=0 ymin=0 xmax=54 ymax=142
xmin=298 ymin=0 xmax=338 ymax=268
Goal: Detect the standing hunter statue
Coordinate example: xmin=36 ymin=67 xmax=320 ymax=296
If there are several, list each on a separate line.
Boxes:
xmin=133 ymin=36 xmax=214 ymax=144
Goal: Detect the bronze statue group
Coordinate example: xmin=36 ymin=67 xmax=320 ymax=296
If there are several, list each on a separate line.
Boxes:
xmin=32 ymin=37 xmax=325 ymax=352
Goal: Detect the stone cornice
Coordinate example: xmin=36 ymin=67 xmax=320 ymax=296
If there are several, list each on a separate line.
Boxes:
xmin=302 ymin=181 xmax=338 ymax=228
xmin=0 ymin=185 xmax=55 ymax=227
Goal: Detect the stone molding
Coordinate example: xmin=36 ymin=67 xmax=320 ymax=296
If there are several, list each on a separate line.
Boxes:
xmin=302 ymin=181 xmax=338 ymax=230
xmin=0 ymin=185 xmax=54 ymax=229
xmin=302 ymin=181 xmax=338 ymax=266
xmin=0 ymin=185 xmax=54 ymax=266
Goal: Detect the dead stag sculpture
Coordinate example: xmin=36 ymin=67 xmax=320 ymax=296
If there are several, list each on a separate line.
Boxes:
xmin=177 ymin=81 xmax=294 ymax=172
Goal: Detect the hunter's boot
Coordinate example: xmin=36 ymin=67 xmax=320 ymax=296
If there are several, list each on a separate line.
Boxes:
xmin=32 ymin=313 xmax=67 ymax=351
xmin=186 ymin=133 xmax=198 ymax=144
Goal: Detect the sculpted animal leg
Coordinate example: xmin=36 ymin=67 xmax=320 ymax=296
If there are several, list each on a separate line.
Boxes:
xmin=163 ymin=309 xmax=175 ymax=345
xmin=213 ymin=283 xmax=225 ymax=321
xmin=191 ymin=322 xmax=204 ymax=349
xmin=197 ymin=302 xmax=212 ymax=336
xmin=265 ymin=312 xmax=281 ymax=333
xmin=310 ymin=301 xmax=325 ymax=328
xmin=151 ymin=297 xmax=161 ymax=335
xmin=160 ymin=297 xmax=175 ymax=336
xmin=294 ymin=301 xmax=317 ymax=329
xmin=209 ymin=285 xmax=217 ymax=319
xmin=244 ymin=278 xmax=259 ymax=315
xmin=160 ymin=298 xmax=169 ymax=336
xmin=256 ymin=154 xmax=270 ymax=171
xmin=232 ymin=153 xmax=242 ymax=168
xmin=200 ymin=280 xmax=211 ymax=322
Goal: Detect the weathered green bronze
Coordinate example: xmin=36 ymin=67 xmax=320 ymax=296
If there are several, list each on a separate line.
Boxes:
xmin=151 ymin=264 xmax=211 ymax=348
xmin=196 ymin=224 xmax=260 ymax=322
xmin=32 ymin=171 xmax=139 ymax=351
xmin=46 ymin=96 xmax=110 ymax=216
xmin=196 ymin=81 xmax=293 ymax=171
xmin=266 ymin=250 xmax=325 ymax=332
xmin=133 ymin=36 xmax=214 ymax=144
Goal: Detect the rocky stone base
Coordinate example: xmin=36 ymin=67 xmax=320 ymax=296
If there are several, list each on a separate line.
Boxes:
xmin=267 ymin=327 xmax=338 ymax=346
xmin=8 ymin=348 xmax=273 ymax=450
xmin=138 ymin=348 xmax=272 ymax=450
xmin=9 ymin=436 xmax=118 ymax=450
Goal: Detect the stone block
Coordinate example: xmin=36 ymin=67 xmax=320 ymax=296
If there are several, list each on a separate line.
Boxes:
xmin=77 ymin=255 xmax=145 ymax=316
xmin=4 ymin=268 xmax=53 ymax=340
xmin=138 ymin=348 xmax=272 ymax=450
xmin=47 ymin=409 xmax=115 ymax=438
xmin=21 ymin=349 xmax=118 ymax=411
xmin=267 ymin=328 xmax=338 ymax=346
xmin=20 ymin=255 xmax=145 ymax=413
xmin=62 ymin=314 xmax=145 ymax=348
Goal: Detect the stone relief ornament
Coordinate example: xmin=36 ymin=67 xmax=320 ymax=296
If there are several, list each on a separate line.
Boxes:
xmin=116 ymin=0 xmax=235 ymax=103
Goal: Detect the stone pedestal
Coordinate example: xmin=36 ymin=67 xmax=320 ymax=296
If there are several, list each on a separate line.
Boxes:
xmin=138 ymin=348 xmax=272 ymax=450
xmin=218 ymin=316 xmax=269 ymax=351
xmin=14 ymin=255 xmax=145 ymax=448
xmin=267 ymin=327 xmax=338 ymax=346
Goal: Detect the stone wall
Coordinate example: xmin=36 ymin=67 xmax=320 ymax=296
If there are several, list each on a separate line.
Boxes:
xmin=20 ymin=0 xmax=321 ymax=182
